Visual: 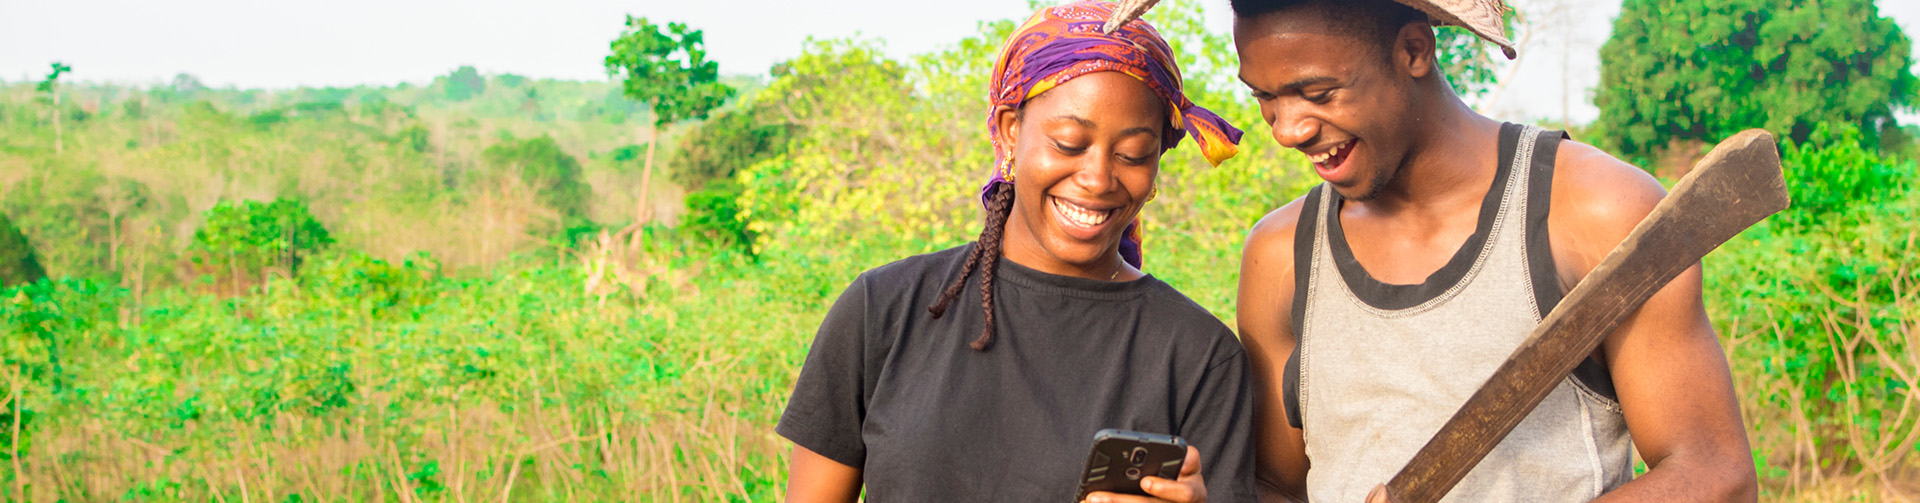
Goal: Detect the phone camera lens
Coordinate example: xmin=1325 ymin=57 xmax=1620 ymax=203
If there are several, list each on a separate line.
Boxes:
xmin=1128 ymin=447 xmax=1149 ymax=466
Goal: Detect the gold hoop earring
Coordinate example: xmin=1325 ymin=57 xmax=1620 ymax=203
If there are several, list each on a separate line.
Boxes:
xmin=1146 ymin=186 xmax=1159 ymax=202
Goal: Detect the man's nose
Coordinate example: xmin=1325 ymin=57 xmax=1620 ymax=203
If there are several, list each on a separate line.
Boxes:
xmin=1270 ymin=108 xmax=1318 ymax=150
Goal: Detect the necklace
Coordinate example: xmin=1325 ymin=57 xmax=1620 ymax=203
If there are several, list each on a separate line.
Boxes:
xmin=1110 ymin=269 xmax=1122 ymax=281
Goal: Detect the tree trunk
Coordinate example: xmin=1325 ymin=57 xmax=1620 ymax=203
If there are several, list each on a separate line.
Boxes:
xmin=630 ymin=125 xmax=659 ymax=250
xmin=52 ymin=92 xmax=62 ymax=155
xmin=639 ymin=126 xmax=658 ymax=224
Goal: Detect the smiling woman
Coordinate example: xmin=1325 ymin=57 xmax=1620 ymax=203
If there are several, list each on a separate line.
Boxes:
xmin=775 ymin=2 xmax=1254 ymax=503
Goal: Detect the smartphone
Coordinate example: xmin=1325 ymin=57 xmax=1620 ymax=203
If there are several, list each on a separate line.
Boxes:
xmin=1074 ymin=428 xmax=1189 ymax=500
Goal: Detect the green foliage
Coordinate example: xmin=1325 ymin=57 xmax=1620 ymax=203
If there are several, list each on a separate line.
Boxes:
xmin=35 ymin=62 xmax=70 ymax=94
xmin=1779 ymin=122 xmax=1912 ymax=226
xmin=671 ymin=107 xmax=793 ymax=189
xmin=605 ymin=16 xmax=737 ymax=126
xmin=681 ymin=180 xmax=755 ymax=253
xmin=481 ymin=135 xmax=591 ymax=222
xmin=0 ymin=213 xmax=45 ymax=288
xmin=1434 ymin=25 xmax=1503 ymax=100
xmin=1595 ymin=0 xmax=1919 ymax=159
xmin=187 ymin=199 xmax=334 ymax=280
xmin=443 ymin=65 xmax=487 ymax=101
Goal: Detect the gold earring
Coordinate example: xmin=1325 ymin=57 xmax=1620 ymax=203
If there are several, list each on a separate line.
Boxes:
xmin=1004 ymin=152 xmax=1017 ymax=182
xmin=1146 ymin=186 xmax=1159 ymax=202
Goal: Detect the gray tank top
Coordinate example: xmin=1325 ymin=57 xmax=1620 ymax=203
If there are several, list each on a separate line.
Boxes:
xmin=1284 ymin=123 xmax=1633 ymax=502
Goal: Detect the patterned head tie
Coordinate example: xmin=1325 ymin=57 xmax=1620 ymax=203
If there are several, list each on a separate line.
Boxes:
xmin=983 ymin=0 xmax=1244 ymax=268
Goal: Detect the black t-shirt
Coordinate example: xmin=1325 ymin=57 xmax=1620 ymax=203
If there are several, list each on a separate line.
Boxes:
xmin=778 ymin=244 xmax=1255 ymax=503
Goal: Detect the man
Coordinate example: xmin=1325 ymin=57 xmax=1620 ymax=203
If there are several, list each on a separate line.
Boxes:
xmin=1225 ymin=0 xmax=1759 ymax=501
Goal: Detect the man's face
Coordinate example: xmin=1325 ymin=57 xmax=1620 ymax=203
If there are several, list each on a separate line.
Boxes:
xmin=1235 ymin=11 xmax=1419 ymax=201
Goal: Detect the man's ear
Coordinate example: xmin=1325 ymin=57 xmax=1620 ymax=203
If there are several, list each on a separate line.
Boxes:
xmin=1393 ymin=20 xmax=1437 ymax=80
xmin=993 ymin=105 xmax=1022 ymax=148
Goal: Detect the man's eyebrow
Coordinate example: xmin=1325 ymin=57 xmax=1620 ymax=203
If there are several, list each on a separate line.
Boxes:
xmin=1241 ymin=75 xmax=1339 ymax=95
xmin=1278 ymin=76 xmax=1338 ymax=93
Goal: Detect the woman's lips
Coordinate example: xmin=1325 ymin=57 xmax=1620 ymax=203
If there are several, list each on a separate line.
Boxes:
xmin=1051 ymin=195 xmax=1118 ymax=240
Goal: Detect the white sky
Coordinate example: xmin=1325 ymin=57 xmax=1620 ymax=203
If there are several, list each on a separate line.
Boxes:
xmin=5 ymin=0 xmax=1918 ymax=125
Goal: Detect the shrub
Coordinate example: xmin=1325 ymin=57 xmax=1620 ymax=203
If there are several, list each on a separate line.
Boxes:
xmin=0 ymin=212 xmax=45 ymax=288
xmin=186 ymin=198 xmax=334 ymax=285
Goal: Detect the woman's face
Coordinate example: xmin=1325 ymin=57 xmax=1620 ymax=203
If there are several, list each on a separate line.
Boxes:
xmin=993 ymin=71 xmax=1167 ymax=279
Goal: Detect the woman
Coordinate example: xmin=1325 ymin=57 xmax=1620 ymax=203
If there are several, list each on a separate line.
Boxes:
xmin=778 ymin=3 xmax=1252 ymax=502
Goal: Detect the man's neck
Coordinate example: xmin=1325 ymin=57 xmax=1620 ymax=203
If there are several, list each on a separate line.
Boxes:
xmin=1359 ymin=91 xmax=1504 ymax=220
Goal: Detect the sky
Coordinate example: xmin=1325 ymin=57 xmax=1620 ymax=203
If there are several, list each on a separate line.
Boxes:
xmin=5 ymin=0 xmax=1918 ymax=125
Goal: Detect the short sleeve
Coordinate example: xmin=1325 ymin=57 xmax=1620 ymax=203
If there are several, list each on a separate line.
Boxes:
xmin=1184 ymin=338 xmax=1257 ymax=503
xmin=776 ymin=275 xmax=873 ymax=468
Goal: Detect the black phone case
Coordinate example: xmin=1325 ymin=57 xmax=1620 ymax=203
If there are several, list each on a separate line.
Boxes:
xmin=1074 ymin=428 xmax=1189 ymax=500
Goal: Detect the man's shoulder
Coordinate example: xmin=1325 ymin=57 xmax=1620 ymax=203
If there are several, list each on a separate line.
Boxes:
xmin=1552 ymin=140 xmax=1667 ymax=234
xmin=1548 ymin=138 xmax=1669 ymax=268
xmin=1244 ymin=188 xmax=1318 ymax=261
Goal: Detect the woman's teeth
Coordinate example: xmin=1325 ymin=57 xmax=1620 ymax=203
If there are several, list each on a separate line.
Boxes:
xmin=1055 ymin=198 xmax=1113 ymax=227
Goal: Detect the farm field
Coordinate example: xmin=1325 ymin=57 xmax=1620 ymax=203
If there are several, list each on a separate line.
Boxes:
xmin=2 ymin=0 xmax=1918 ymax=501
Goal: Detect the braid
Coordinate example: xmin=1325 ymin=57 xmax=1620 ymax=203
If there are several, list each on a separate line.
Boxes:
xmin=971 ymin=183 xmax=1015 ymax=350
xmin=926 ymin=182 xmax=1016 ymax=351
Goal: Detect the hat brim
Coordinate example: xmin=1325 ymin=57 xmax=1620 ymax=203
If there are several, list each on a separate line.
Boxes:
xmin=1394 ymin=0 xmax=1518 ymax=59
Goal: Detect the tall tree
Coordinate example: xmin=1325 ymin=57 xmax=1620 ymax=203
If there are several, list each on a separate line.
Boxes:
xmin=604 ymin=16 xmax=735 ymax=228
xmin=1593 ymin=0 xmax=1918 ymax=161
xmin=445 ymin=66 xmax=487 ymax=101
xmin=36 ymin=62 xmax=71 ymax=155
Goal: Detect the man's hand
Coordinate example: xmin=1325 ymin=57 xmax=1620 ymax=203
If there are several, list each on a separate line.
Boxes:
xmin=1083 ymin=446 xmax=1208 ymax=503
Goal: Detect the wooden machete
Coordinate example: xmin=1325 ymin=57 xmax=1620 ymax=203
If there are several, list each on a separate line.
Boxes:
xmin=1380 ymin=129 xmax=1789 ymax=503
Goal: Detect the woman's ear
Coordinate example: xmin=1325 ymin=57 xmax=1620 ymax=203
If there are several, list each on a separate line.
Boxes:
xmin=992 ymin=105 xmax=1022 ymax=150
xmin=1394 ymin=20 xmax=1437 ymax=80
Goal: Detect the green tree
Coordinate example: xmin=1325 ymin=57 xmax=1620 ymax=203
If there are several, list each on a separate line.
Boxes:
xmin=186 ymin=199 xmax=334 ymax=290
xmin=670 ymin=108 xmax=792 ymax=190
xmin=482 ymin=135 xmax=591 ymax=223
xmin=604 ymin=17 xmax=736 ymax=227
xmin=1594 ymin=0 xmax=1919 ymax=161
xmin=445 ymin=66 xmax=487 ymax=101
xmin=36 ymin=62 xmax=71 ymax=155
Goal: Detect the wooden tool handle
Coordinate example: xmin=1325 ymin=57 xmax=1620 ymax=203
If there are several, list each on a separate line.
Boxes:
xmin=1382 ymin=129 xmax=1789 ymax=503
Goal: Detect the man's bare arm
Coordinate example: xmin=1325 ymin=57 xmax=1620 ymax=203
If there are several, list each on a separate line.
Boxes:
xmin=1239 ymin=199 xmax=1312 ymax=502
xmin=1550 ymin=141 xmax=1758 ymax=503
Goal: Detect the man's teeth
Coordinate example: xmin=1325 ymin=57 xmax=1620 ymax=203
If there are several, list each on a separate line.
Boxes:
xmin=1057 ymin=199 xmax=1112 ymax=227
xmin=1309 ymin=141 xmax=1352 ymax=164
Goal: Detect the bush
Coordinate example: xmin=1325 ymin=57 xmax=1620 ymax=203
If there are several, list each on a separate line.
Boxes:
xmin=1779 ymin=123 xmax=1913 ymax=226
xmin=0 ymin=212 xmax=45 ymax=288
xmin=187 ymin=198 xmax=334 ymax=285
xmin=681 ymin=180 xmax=755 ymax=253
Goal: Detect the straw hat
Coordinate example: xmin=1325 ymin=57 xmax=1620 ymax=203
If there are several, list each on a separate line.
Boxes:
xmin=1102 ymin=0 xmax=1518 ymax=59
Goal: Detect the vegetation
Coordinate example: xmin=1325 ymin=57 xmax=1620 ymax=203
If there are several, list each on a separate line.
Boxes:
xmin=0 ymin=0 xmax=1914 ymax=501
xmin=1594 ymin=0 xmax=1919 ymax=162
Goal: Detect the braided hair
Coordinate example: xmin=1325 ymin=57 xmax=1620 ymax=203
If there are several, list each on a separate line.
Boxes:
xmin=927 ymin=181 xmax=1016 ymax=351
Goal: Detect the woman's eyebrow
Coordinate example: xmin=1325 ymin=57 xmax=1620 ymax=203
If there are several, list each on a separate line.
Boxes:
xmin=1048 ymin=114 xmax=1160 ymax=139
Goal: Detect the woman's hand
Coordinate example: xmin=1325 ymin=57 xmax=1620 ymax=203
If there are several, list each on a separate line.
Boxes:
xmin=1082 ymin=446 xmax=1207 ymax=503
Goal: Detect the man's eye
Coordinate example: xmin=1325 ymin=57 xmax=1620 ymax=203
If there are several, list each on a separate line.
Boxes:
xmin=1251 ymin=90 xmax=1277 ymax=101
xmin=1304 ymin=90 xmax=1332 ymax=103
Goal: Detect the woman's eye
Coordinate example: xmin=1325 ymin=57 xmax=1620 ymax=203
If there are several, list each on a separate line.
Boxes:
xmin=1053 ymin=142 xmax=1087 ymax=155
xmin=1117 ymin=153 xmax=1150 ymax=165
xmin=1304 ymin=90 xmax=1332 ymax=103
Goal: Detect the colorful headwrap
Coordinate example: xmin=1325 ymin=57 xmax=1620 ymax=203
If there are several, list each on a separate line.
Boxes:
xmin=983 ymin=0 xmax=1243 ymax=268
